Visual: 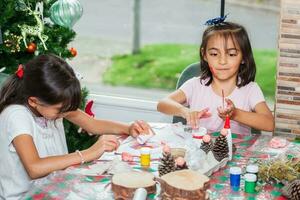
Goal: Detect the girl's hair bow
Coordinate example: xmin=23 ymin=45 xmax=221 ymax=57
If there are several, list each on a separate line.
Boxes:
xmin=15 ymin=64 xmax=24 ymax=78
xmin=205 ymin=14 xmax=228 ymax=26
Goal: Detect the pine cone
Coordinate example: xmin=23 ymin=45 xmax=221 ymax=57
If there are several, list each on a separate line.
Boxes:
xmin=200 ymin=141 xmax=213 ymax=154
xmin=212 ymin=135 xmax=229 ymax=161
xmin=282 ymin=179 xmax=300 ymax=200
xmin=158 ymin=152 xmax=176 ymax=177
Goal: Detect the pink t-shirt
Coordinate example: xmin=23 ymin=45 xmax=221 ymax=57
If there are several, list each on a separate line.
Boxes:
xmin=180 ymin=77 xmax=265 ymax=135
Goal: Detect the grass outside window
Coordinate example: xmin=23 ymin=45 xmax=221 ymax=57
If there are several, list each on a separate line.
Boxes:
xmin=103 ymin=44 xmax=276 ymax=101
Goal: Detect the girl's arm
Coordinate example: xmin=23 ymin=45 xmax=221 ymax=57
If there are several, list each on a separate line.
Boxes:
xmin=157 ymin=90 xmax=211 ymax=128
xmin=232 ymin=101 xmax=274 ymax=132
xmin=65 ymin=109 xmax=149 ymax=136
xmin=13 ymin=134 xmax=118 ymax=179
xmin=157 ymin=90 xmax=189 ymax=117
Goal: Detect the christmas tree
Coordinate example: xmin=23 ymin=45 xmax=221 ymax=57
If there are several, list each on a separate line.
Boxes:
xmin=0 ymin=0 xmax=97 ymax=152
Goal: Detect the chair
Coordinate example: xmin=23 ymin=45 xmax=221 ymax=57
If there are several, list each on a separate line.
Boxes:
xmin=173 ymin=62 xmax=200 ymax=124
xmin=0 ymin=73 xmax=9 ymax=87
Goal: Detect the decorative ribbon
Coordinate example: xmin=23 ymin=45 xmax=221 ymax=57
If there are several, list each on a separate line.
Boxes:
xmin=205 ymin=14 xmax=228 ymax=26
xmin=15 ymin=64 xmax=24 ymax=78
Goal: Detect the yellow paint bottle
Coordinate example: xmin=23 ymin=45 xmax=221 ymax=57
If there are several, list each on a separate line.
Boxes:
xmin=140 ymin=147 xmax=151 ymax=168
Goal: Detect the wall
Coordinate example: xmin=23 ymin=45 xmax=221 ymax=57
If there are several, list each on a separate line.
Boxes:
xmin=274 ymin=0 xmax=300 ymax=136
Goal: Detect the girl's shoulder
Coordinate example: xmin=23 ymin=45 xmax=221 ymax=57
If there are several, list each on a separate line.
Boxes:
xmin=1 ymin=104 xmax=32 ymax=119
xmin=184 ymin=76 xmax=209 ymax=86
xmin=239 ymin=81 xmax=262 ymax=91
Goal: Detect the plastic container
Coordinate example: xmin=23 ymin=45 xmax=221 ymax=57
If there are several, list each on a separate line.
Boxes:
xmin=244 ymin=173 xmax=257 ymax=193
xmin=133 ymin=188 xmax=147 ymax=200
xmin=230 ymin=167 xmax=242 ymax=191
xmin=140 ymin=147 xmax=151 ymax=168
xmin=246 ymin=164 xmax=258 ymax=175
xmin=246 ymin=164 xmax=259 ymax=184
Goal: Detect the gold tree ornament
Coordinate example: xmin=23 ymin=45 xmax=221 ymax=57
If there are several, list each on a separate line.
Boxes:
xmin=18 ymin=2 xmax=48 ymax=50
xmin=4 ymin=31 xmax=22 ymax=53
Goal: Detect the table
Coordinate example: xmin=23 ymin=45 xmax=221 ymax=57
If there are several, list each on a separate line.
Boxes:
xmin=23 ymin=124 xmax=299 ymax=200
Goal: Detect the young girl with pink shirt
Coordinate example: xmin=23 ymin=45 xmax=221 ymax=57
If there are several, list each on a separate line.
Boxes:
xmin=157 ymin=21 xmax=274 ymax=135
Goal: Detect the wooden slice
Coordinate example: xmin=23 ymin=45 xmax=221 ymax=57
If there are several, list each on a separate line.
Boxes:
xmin=170 ymin=147 xmax=186 ymax=158
xmin=111 ymin=171 xmax=156 ymax=200
xmin=158 ymin=169 xmax=210 ymax=200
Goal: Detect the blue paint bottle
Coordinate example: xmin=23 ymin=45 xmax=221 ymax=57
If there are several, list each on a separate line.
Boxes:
xmin=230 ymin=167 xmax=242 ymax=191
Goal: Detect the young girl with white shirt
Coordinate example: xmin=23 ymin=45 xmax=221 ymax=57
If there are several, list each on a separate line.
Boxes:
xmin=157 ymin=21 xmax=274 ymax=135
xmin=0 ymin=54 xmax=150 ymax=200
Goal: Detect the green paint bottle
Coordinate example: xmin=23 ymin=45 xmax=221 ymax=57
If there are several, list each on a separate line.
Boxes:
xmin=244 ymin=173 xmax=257 ymax=193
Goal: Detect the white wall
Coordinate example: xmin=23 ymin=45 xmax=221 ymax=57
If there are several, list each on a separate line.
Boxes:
xmin=89 ymin=94 xmax=172 ymax=123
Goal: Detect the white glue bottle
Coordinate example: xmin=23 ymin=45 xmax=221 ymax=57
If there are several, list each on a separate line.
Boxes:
xmin=224 ymin=116 xmax=233 ymax=160
xmin=133 ymin=188 xmax=147 ymax=200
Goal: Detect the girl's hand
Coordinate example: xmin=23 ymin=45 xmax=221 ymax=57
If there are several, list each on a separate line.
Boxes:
xmin=129 ymin=120 xmax=151 ymax=138
xmin=181 ymin=107 xmax=211 ymax=129
xmin=217 ymin=98 xmax=235 ymax=119
xmin=91 ymin=135 xmax=120 ymax=158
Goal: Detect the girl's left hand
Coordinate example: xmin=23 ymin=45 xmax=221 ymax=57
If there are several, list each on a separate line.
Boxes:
xmin=129 ymin=120 xmax=151 ymax=138
xmin=217 ymin=98 xmax=235 ymax=120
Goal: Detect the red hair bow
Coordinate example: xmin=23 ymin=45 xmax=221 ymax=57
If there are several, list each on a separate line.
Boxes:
xmin=15 ymin=64 xmax=24 ymax=78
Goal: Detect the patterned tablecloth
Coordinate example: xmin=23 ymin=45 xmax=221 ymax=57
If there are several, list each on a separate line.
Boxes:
xmin=23 ymin=129 xmax=299 ymax=200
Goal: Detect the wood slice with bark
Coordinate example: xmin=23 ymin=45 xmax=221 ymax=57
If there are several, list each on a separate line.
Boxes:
xmin=111 ymin=171 xmax=156 ymax=200
xmin=158 ymin=169 xmax=210 ymax=200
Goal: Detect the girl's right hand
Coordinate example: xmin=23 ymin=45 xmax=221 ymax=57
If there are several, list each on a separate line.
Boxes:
xmin=181 ymin=107 xmax=211 ymax=129
xmin=90 ymin=135 xmax=120 ymax=159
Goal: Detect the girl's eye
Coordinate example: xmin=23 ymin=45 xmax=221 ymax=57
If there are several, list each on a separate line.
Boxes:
xmin=228 ymin=50 xmax=238 ymax=56
xmin=209 ymin=53 xmax=218 ymax=56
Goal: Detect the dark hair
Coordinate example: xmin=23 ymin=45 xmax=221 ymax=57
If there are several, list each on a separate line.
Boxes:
xmin=0 ymin=54 xmax=81 ymax=113
xmin=199 ymin=22 xmax=256 ymax=87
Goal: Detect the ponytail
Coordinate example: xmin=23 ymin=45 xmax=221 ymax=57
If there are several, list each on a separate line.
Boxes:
xmin=0 ymin=74 xmax=26 ymax=113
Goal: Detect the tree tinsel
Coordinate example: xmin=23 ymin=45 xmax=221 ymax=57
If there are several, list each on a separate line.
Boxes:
xmin=0 ymin=0 xmax=96 ymax=152
xmin=258 ymin=156 xmax=300 ymax=184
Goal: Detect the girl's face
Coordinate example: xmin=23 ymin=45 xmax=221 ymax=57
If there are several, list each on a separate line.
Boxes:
xmin=28 ymin=97 xmax=68 ymax=120
xmin=203 ymin=34 xmax=243 ymax=82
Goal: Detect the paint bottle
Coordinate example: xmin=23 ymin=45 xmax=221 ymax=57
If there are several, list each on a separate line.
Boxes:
xmin=230 ymin=166 xmax=242 ymax=191
xmin=133 ymin=188 xmax=147 ymax=200
xmin=246 ymin=164 xmax=259 ymax=178
xmin=244 ymin=173 xmax=257 ymax=193
xmin=140 ymin=147 xmax=151 ymax=168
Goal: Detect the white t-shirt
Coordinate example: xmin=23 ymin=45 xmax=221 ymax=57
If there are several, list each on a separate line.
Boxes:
xmin=0 ymin=105 xmax=68 ymax=200
xmin=180 ymin=77 xmax=265 ymax=135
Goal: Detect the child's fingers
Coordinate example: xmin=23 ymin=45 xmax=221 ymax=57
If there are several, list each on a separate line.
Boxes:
xmin=185 ymin=115 xmax=191 ymax=127
xmin=202 ymin=112 xmax=212 ymax=118
xmin=197 ymin=108 xmax=208 ymax=117
xmin=108 ymin=139 xmax=119 ymax=147
xmin=106 ymin=140 xmax=119 ymax=151
xmin=217 ymin=106 xmax=225 ymax=114
xmin=131 ymin=122 xmax=143 ymax=133
xmin=225 ymin=98 xmax=234 ymax=107
xmin=227 ymin=110 xmax=234 ymax=117
xmin=135 ymin=120 xmax=148 ymax=130
xmin=191 ymin=113 xmax=199 ymax=129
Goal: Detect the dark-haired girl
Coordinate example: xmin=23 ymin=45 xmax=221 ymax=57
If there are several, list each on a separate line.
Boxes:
xmin=157 ymin=22 xmax=274 ymax=134
xmin=0 ymin=54 xmax=150 ymax=199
